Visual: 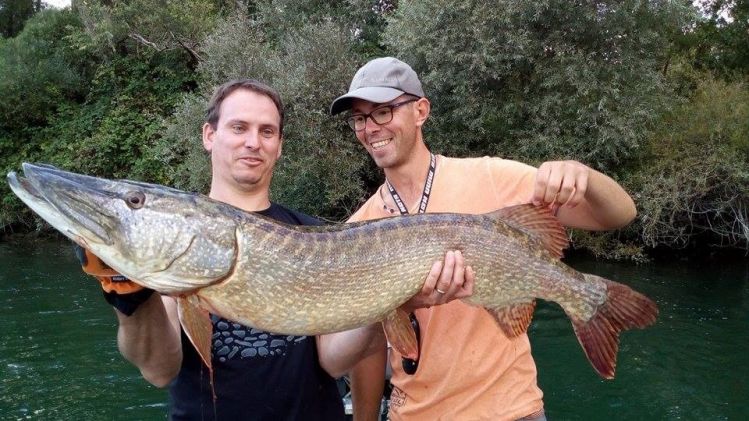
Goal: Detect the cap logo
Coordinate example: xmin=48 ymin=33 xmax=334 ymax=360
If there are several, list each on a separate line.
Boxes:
xmin=357 ymin=75 xmax=399 ymax=87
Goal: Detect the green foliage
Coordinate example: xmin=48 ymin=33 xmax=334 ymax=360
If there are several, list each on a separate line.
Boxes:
xmin=0 ymin=9 xmax=90 ymax=230
xmin=60 ymin=53 xmax=194 ymax=178
xmin=569 ymin=229 xmax=648 ymax=262
xmin=627 ymin=76 xmax=749 ymax=249
xmin=690 ymin=0 xmax=749 ymax=77
xmin=0 ymin=7 xmax=197 ymax=231
xmin=384 ymin=0 xmax=689 ymax=173
xmin=0 ymin=0 xmax=44 ymax=38
xmin=149 ymin=93 xmax=211 ymax=192
xmin=74 ymin=0 xmax=223 ymax=61
xmin=0 ymin=9 xmax=88 ymax=131
xmin=254 ymin=0 xmax=391 ymax=55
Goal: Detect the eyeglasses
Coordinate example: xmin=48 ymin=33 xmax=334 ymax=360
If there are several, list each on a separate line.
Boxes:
xmin=346 ymin=98 xmax=419 ymax=131
xmin=401 ymin=312 xmax=420 ymax=375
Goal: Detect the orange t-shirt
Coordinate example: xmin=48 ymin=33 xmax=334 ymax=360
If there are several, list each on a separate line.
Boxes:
xmin=348 ymin=156 xmax=544 ymax=421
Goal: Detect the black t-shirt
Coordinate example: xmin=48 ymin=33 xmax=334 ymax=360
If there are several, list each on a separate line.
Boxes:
xmin=169 ymin=203 xmax=345 ymax=421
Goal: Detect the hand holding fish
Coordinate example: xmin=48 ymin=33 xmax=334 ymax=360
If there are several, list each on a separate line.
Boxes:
xmin=400 ymin=250 xmax=476 ymax=313
xmin=532 ymin=160 xmax=637 ymax=231
xmin=531 ymin=160 xmax=590 ymax=214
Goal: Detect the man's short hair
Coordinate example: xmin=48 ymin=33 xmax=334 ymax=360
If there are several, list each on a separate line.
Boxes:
xmin=205 ymin=79 xmax=285 ymax=136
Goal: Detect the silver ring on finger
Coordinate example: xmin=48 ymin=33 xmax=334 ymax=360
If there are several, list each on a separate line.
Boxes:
xmin=435 ymin=288 xmax=446 ymax=294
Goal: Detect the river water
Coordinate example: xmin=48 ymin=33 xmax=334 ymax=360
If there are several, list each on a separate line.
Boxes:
xmin=1 ymin=240 xmax=747 ymax=420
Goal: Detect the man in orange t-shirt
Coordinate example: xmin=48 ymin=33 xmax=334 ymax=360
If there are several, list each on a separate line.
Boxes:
xmin=330 ymin=57 xmax=637 ymax=420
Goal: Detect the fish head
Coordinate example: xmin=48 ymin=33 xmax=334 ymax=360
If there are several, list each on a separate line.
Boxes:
xmin=7 ymin=163 xmax=238 ymax=294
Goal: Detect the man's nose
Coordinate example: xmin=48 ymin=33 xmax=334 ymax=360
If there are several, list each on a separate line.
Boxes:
xmin=364 ymin=115 xmax=380 ymax=133
xmin=244 ymin=132 xmax=260 ymax=149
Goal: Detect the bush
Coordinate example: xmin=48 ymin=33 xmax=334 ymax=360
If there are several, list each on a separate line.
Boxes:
xmin=383 ymin=0 xmax=689 ymax=174
xmin=628 ymin=76 xmax=749 ymax=249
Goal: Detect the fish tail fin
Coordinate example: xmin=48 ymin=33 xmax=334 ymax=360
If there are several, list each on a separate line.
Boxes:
xmin=570 ymin=274 xmax=658 ymax=379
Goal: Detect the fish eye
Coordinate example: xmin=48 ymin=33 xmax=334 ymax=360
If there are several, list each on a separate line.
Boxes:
xmin=125 ymin=191 xmax=146 ymax=209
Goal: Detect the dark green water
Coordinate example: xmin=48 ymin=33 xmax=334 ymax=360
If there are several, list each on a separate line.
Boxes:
xmin=1 ymin=240 xmax=747 ymax=420
xmin=0 ymin=241 xmax=166 ymax=419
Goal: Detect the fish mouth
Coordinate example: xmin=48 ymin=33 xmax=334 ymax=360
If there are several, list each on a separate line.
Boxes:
xmin=7 ymin=163 xmax=116 ymax=246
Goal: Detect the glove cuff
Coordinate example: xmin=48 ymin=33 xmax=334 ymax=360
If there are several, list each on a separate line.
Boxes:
xmin=98 ymin=275 xmax=144 ymax=294
xmin=103 ymin=288 xmax=155 ymax=316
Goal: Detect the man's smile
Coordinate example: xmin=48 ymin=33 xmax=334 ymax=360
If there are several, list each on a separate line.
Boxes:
xmin=370 ymin=138 xmax=392 ymax=150
xmin=238 ymin=156 xmax=263 ymax=165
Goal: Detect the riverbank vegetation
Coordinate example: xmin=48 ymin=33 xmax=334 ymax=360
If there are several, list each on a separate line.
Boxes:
xmin=1 ymin=0 xmax=747 ymax=258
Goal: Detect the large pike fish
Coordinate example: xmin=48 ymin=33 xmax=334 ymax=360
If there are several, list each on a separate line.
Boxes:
xmin=7 ymin=163 xmax=657 ymax=379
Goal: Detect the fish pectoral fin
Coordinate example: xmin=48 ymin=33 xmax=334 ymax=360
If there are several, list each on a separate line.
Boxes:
xmin=177 ymin=295 xmax=214 ymax=374
xmin=486 ymin=300 xmax=536 ymax=337
xmin=382 ymin=309 xmax=418 ymax=360
xmin=487 ymin=204 xmax=568 ymax=259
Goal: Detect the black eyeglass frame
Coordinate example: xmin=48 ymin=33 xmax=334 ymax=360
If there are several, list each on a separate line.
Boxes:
xmin=345 ymin=98 xmax=419 ymax=131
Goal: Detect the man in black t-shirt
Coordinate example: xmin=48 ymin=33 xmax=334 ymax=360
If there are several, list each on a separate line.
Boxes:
xmin=80 ymin=79 xmax=471 ymax=420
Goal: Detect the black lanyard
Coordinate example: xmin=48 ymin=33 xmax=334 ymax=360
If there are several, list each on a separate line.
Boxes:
xmin=386 ymin=154 xmax=435 ymax=375
xmin=385 ymin=153 xmax=436 ymax=215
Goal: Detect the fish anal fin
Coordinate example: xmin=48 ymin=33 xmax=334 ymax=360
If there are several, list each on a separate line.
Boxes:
xmin=488 ymin=204 xmax=568 ymax=259
xmin=383 ymin=308 xmax=418 ymax=360
xmin=486 ymin=300 xmax=536 ymax=338
xmin=571 ymin=274 xmax=658 ymax=379
xmin=177 ymin=295 xmax=215 ymax=398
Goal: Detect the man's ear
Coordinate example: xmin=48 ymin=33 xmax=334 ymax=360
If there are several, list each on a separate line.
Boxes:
xmin=276 ymin=136 xmax=283 ymax=159
xmin=202 ymin=122 xmax=215 ymax=152
xmin=414 ymin=98 xmax=431 ymax=128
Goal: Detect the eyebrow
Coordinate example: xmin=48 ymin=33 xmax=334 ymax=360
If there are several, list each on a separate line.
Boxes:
xmin=225 ymin=119 xmax=279 ymax=129
xmin=351 ymin=102 xmax=389 ymax=114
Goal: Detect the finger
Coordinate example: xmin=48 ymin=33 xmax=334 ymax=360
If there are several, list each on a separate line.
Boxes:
xmin=567 ymin=169 xmax=588 ymax=208
xmin=445 ymin=250 xmax=466 ymax=297
xmin=422 ymin=259 xmax=443 ymax=295
xmin=435 ymin=251 xmax=455 ymax=300
xmin=556 ymin=172 xmax=576 ymax=206
xmin=532 ymin=163 xmax=551 ymax=206
xmin=544 ymin=164 xmax=564 ymax=205
xmin=455 ymin=266 xmax=475 ymax=299
xmin=464 ymin=266 xmax=475 ymax=295
xmin=550 ymin=202 xmax=561 ymax=216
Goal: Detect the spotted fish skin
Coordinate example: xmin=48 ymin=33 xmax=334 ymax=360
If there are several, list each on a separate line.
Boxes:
xmin=7 ymin=163 xmax=658 ymax=379
xmin=199 ymin=211 xmax=587 ymax=334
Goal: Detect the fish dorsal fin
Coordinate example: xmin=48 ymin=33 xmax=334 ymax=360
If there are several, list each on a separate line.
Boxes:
xmin=177 ymin=295 xmax=215 ymax=398
xmin=486 ymin=300 xmax=537 ymax=337
xmin=382 ymin=308 xmax=418 ymax=360
xmin=488 ymin=204 xmax=568 ymax=259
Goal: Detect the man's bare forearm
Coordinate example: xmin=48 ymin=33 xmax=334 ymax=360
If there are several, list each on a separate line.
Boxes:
xmin=556 ymin=167 xmax=637 ymax=230
xmin=115 ymin=294 xmax=182 ymax=387
xmin=351 ymin=348 xmax=387 ymax=421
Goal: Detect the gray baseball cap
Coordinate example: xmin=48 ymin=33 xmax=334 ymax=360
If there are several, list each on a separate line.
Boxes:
xmin=329 ymin=57 xmax=424 ymax=115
